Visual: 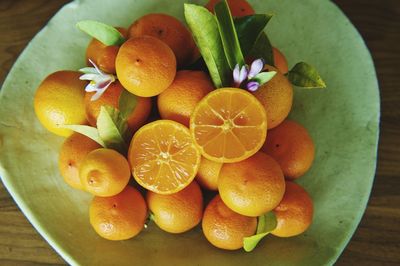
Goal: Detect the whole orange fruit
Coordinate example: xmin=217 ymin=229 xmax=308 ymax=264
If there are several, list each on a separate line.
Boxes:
xmin=273 ymin=47 xmax=289 ymax=74
xmin=84 ymin=81 xmax=151 ymax=133
xmin=128 ymin=13 xmax=196 ymax=67
xmin=271 ymin=181 xmax=314 ymax=237
xmin=205 ymin=0 xmax=255 ymax=17
xmin=218 ymin=152 xmax=286 ymax=217
xmin=34 ymin=71 xmax=87 ymax=137
xmin=79 ymin=148 xmax=131 ymax=197
xmin=86 ymin=27 xmax=128 ymax=74
xmin=147 ymin=181 xmax=203 ymax=234
xmin=89 ymin=186 xmax=147 ymax=240
xmin=158 ymin=71 xmax=214 ymax=127
xmin=116 ymin=36 xmax=176 ymax=97
xmin=196 ymin=157 xmax=222 ymax=191
xmin=58 ymin=133 xmax=102 ymax=190
xmin=262 ymin=120 xmax=315 ymax=179
xmin=252 ymin=64 xmax=293 ymax=129
xmin=202 ymin=195 xmax=257 ymax=250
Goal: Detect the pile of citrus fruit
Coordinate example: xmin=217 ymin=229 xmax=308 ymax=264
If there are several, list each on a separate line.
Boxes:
xmin=33 ymin=0 xmax=318 ymax=251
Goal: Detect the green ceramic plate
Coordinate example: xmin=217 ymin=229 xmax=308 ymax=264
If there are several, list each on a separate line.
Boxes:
xmin=0 ymin=0 xmax=379 ymax=265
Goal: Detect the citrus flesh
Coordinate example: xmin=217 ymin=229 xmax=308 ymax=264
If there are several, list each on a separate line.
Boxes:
xmin=128 ymin=120 xmax=201 ymax=195
xmin=190 ymin=88 xmax=267 ymax=163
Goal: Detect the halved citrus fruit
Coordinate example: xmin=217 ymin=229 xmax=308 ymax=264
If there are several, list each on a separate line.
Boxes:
xmin=128 ymin=120 xmax=201 ymax=195
xmin=190 ymin=88 xmax=267 ymax=163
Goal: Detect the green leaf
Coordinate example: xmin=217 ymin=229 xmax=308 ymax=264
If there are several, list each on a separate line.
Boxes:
xmin=214 ymin=0 xmax=245 ymax=69
xmin=249 ymin=32 xmax=274 ymax=65
xmin=243 ymin=212 xmax=277 ymax=252
xmin=97 ymin=106 xmax=128 ymax=153
xmin=252 ymin=71 xmax=276 ymax=85
xmin=61 ymin=125 xmax=105 ymax=147
xmin=184 ymin=4 xmax=231 ymax=88
xmin=243 ymin=232 xmax=269 ymax=252
xmin=286 ymin=62 xmax=327 ymax=88
xmin=256 ymin=211 xmax=278 ymax=233
xmin=234 ymin=14 xmax=273 ymax=56
xmin=76 ymin=20 xmax=125 ymax=46
xmin=118 ymin=89 xmax=138 ymax=120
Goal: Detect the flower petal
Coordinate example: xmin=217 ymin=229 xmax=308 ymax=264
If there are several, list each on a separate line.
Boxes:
xmin=79 ymin=67 xmax=98 ymax=74
xmin=248 ymin=59 xmax=264 ymax=79
xmin=239 ymin=65 xmax=248 ymax=83
xmin=233 ymin=64 xmax=241 ymax=85
xmin=246 ymin=81 xmax=260 ymax=92
xmin=80 ymin=73 xmax=99 ymax=81
xmin=85 ymin=83 xmax=97 ymax=92
xmin=90 ymin=81 xmax=113 ymax=101
xmin=88 ymin=59 xmax=105 ymax=76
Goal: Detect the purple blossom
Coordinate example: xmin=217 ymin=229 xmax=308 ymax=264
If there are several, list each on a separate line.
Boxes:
xmin=248 ymin=59 xmax=264 ymax=79
xmin=233 ymin=64 xmax=248 ymax=87
xmin=246 ymin=81 xmax=260 ymax=92
xmin=232 ymin=58 xmax=266 ymax=92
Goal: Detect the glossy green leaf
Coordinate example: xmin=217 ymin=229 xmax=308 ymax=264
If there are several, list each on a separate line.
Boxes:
xmin=287 ymin=62 xmax=327 ymax=88
xmin=76 ymin=20 xmax=125 ymax=46
xmin=61 ymin=125 xmax=105 ymax=147
xmin=249 ymin=32 xmax=274 ymax=65
xmin=97 ymin=106 xmax=127 ymax=153
xmin=184 ymin=4 xmax=231 ymax=87
xmin=252 ymin=71 xmax=277 ymax=85
xmin=234 ymin=14 xmax=273 ymax=56
xmin=214 ymin=0 xmax=245 ymax=69
xmin=118 ymin=89 xmax=138 ymax=120
xmin=243 ymin=212 xmax=277 ymax=252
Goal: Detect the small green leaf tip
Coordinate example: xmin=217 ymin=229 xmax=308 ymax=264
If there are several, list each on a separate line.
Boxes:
xmin=287 ymin=62 xmax=327 ymax=88
xmin=97 ymin=106 xmax=128 ymax=154
xmin=61 ymin=125 xmax=106 ymax=147
xmin=118 ymin=89 xmax=138 ymax=120
xmin=76 ymin=20 xmax=125 ymax=46
xmin=243 ymin=211 xmax=277 ymax=252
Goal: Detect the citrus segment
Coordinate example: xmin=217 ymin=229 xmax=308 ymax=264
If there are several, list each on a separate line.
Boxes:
xmin=190 ymin=88 xmax=267 ymax=163
xmin=129 ymin=120 xmax=201 ymax=194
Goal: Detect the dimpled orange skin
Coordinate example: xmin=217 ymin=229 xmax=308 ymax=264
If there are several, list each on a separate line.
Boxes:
xmin=252 ymin=65 xmax=293 ymax=129
xmin=273 ymin=47 xmax=289 ymax=74
xmin=158 ymin=71 xmax=214 ymax=127
xmin=79 ymin=148 xmax=131 ymax=197
xmin=89 ymin=186 xmax=147 ymax=241
xmin=195 ymin=157 xmax=222 ymax=191
xmin=84 ymin=82 xmax=152 ymax=133
xmin=34 ymin=71 xmax=87 ymax=137
xmin=58 ymin=133 xmax=102 ymax=190
xmin=262 ymin=120 xmax=315 ymax=179
xmin=271 ymin=181 xmax=314 ymax=237
xmin=202 ymin=195 xmax=257 ymax=250
xmin=205 ymin=0 xmax=255 ymax=17
xmin=116 ymin=36 xmax=177 ymax=97
xmin=128 ymin=13 xmax=196 ymax=67
xmin=218 ymin=152 xmax=286 ymax=217
xmin=147 ymin=181 xmax=203 ymax=234
xmin=86 ymin=27 xmax=128 ymax=74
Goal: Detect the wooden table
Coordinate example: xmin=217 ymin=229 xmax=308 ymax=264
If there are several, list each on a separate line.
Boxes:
xmin=0 ymin=0 xmax=399 ymax=265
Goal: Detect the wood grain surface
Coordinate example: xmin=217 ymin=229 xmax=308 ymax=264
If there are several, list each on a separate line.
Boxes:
xmin=0 ymin=0 xmax=399 ymax=265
